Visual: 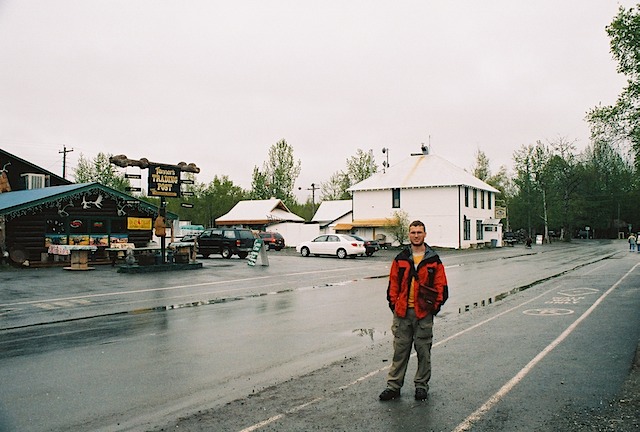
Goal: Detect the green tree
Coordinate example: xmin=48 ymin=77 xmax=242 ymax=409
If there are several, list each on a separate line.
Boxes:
xmin=346 ymin=149 xmax=378 ymax=185
xmin=249 ymin=167 xmax=271 ymax=200
xmin=196 ymin=175 xmax=246 ymax=227
xmin=320 ymin=171 xmax=351 ymax=201
xmin=544 ymin=137 xmax=583 ymax=241
xmin=471 ymin=149 xmax=491 ymax=181
xmin=471 ymin=148 xmax=511 ymax=198
xmin=74 ymin=152 xmax=130 ymax=192
xmin=319 ymin=149 xmax=378 ymax=201
xmin=161 ymin=174 xmax=247 ymax=227
xmin=587 ymin=4 xmax=640 ymax=171
xmin=512 ymin=143 xmax=542 ymax=236
xmin=579 ymin=139 xmax=635 ymax=237
xmin=288 ymin=200 xmax=315 ymax=222
xmin=386 ymin=210 xmax=410 ymax=246
xmin=250 ymin=139 xmax=301 ymax=208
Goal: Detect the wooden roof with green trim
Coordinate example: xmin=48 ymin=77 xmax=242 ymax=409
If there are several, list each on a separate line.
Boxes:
xmin=0 ymin=182 xmax=177 ymax=221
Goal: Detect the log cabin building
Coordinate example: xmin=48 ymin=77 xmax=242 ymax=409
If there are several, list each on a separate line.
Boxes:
xmin=0 ymin=149 xmax=172 ymax=266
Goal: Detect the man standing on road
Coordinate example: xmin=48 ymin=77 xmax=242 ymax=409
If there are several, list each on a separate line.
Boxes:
xmin=379 ymin=220 xmax=449 ymax=402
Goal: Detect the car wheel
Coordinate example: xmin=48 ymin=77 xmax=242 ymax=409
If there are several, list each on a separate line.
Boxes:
xmin=238 ymin=252 xmax=248 ymax=259
xmin=337 ymin=248 xmax=347 ymax=259
xmin=365 ymin=250 xmax=373 ymax=257
xmin=221 ymin=247 xmax=232 ymax=259
xmin=300 ymin=246 xmax=310 ymax=257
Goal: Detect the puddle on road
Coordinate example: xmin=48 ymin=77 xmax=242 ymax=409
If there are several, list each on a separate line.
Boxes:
xmin=352 ymin=328 xmax=387 ymax=342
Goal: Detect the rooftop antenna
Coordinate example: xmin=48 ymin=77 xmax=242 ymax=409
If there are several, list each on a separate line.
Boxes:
xmin=382 ymin=147 xmax=390 ymax=173
xmin=412 ymin=137 xmax=431 ymax=156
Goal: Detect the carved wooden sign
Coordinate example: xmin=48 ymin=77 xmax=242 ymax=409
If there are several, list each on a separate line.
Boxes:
xmin=148 ymin=164 xmax=180 ymax=198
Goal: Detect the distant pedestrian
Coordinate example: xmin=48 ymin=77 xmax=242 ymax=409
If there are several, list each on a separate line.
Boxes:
xmin=525 ymin=236 xmax=533 ymax=248
xmin=379 ymin=220 xmax=449 ymax=402
xmin=628 ymin=233 xmax=637 ymax=252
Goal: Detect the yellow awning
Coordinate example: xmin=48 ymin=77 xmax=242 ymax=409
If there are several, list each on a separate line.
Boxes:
xmin=351 ymin=219 xmax=391 ymax=227
xmin=333 ymin=223 xmax=353 ymax=230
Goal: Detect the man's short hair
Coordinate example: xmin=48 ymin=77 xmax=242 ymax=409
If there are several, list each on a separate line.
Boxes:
xmin=409 ymin=220 xmax=426 ymax=231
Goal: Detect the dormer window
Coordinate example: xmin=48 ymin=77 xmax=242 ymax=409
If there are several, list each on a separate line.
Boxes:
xmin=21 ymin=173 xmax=47 ymax=190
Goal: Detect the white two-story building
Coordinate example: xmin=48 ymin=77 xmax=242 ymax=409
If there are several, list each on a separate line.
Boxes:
xmin=346 ymin=147 xmax=501 ymax=249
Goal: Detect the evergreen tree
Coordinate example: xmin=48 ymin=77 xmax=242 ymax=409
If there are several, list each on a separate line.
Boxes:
xmin=74 ymin=152 xmax=130 ymax=192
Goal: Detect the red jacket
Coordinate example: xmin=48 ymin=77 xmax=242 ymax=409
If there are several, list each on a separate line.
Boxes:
xmin=387 ymin=246 xmax=449 ymax=319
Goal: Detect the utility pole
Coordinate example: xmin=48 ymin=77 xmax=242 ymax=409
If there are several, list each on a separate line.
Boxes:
xmin=299 ymin=182 xmax=319 ymax=215
xmin=59 ymin=146 xmax=73 ymax=179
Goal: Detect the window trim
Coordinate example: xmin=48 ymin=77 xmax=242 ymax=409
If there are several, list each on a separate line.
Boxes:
xmin=392 ymin=188 xmax=400 ymax=208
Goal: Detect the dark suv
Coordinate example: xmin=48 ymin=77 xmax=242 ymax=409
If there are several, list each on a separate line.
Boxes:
xmin=258 ymin=231 xmax=285 ymax=250
xmin=196 ymin=228 xmax=256 ymax=259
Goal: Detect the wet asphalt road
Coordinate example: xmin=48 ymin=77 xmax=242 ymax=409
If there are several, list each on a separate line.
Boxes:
xmin=0 ymin=240 xmax=638 ymax=431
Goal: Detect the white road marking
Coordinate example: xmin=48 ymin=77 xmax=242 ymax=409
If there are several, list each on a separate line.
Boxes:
xmin=237 ymin=261 xmax=638 ymax=432
xmin=0 ymin=267 xmax=365 ymax=308
xmin=236 ymin=284 xmax=563 ymax=432
xmin=523 ymin=308 xmax=574 ymax=315
xmin=451 ymin=262 xmax=639 ymax=432
xmin=557 ymin=287 xmax=599 ymax=296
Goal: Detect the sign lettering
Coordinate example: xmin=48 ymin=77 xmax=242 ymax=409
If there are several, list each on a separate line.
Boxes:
xmin=148 ymin=164 xmax=181 ymax=198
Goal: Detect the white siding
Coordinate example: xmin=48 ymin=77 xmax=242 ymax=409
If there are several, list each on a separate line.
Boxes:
xmin=352 ymin=190 xmax=395 ymax=219
xmin=352 ymin=186 xmax=498 ymax=249
xmin=268 ymin=222 xmax=319 ymax=248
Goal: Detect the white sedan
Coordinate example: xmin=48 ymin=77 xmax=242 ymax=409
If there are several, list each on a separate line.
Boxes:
xmin=296 ymin=234 xmax=366 ymax=259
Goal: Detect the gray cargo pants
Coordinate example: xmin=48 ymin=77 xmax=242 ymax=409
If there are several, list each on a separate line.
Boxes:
xmin=386 ymin=308 xmax=434 ymax=391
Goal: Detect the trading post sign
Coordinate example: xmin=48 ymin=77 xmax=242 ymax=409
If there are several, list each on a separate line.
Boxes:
xmin=148 ymin=164 xmax=181 ymax=197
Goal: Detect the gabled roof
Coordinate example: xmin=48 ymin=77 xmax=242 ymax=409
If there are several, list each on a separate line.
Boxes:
xmin=348 ymin=153 xmax=500 ymax=193
xmin=311 ymin=200 xmax=352 ymax=224
xmin=0 ymin=182 xmax=176 ymax=220
xmin=0 ymin=148 xmax=70 ymax=186
xmin=215 ymin=198 xmax=305 ymax=226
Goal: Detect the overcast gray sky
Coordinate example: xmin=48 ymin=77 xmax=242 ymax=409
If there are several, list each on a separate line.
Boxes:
xmin=0 ymin=0 xmax=634 ymax=201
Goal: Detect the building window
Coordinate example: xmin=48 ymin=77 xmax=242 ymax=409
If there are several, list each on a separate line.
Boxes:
xmin=464 ymin=187 xmax=469 ymax=207
xmin=463 ymin=216 xmax=471 ymax=240
xmin=476 ymin=220 xmax=483 ymax=240
xmin=392 ymin=188 xmax=400 ymax=208
xmin=488 ymin=192 xmax=492 ymax=210
xmin=481 ymin=191 xmax=485 ymax=209
xmin=473 ymin=189 xmax=478 ymax=208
